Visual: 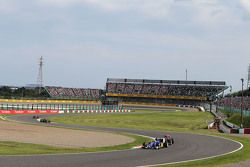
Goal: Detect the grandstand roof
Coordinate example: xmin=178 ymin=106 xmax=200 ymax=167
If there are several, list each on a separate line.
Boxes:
xmin=107 ymin=78 xmax=226 ymax=86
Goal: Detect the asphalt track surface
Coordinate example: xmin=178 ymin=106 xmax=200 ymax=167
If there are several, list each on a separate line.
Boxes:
xmin=0 ymin=114 xmax=242 ymax=167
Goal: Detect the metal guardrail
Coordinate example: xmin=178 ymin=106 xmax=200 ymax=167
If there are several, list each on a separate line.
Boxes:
xmin=210 ymin=110 xmax=240 ymax=133
xmin=0 ymin=103 xmax=122 ymax=111
xmin=222 ymin=120 xmax=239 ymax=129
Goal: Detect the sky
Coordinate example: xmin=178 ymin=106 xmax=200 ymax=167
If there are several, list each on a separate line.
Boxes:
xmin=0 ymin=0 xmax=250 ymax=92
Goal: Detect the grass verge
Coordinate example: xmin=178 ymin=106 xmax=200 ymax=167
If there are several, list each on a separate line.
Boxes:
xmin=50 ymin=110 xmax=212 ymax=132
xmin=227 ymin=114 xmax=250 ymax=128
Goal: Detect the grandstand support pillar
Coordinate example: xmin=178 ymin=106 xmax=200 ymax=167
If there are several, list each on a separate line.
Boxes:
xmin=241 ymin=78 xmax=244 ymax=128
xmin=215 ymin=96 xmax=218 ymax=113
xmin=247 ymin=64 xmax=250 ymax=89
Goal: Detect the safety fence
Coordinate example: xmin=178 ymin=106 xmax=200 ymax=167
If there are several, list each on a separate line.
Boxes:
xmin=218 ymin=106 xmax=250 ymax=117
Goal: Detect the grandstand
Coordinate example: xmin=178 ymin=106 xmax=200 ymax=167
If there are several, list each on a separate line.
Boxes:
xmin=105 ymin=78 xmax=228 ymax=106
xmin=219 ymin=89 xmax=250 ymax=112
xmin=45 ymin=86 xmax=101 ymax=100
xmin=219 ymin=96 xmax=250 ymax=111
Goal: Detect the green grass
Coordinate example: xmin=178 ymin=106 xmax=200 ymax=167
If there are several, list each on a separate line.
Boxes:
xmin=0 ymin=133 xmax=151 ymax=155
xmin=50 ymin=110 xmax=212 ymax=132
xmin=227 ymin=114 xmax=250 ymax=128
xmin=219 ymin=108 xmax=250 ymax=128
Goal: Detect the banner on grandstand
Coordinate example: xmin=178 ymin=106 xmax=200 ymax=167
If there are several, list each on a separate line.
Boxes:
xmin=106 ymin=93 xmax=207 ymax=100
xmin=0 ymin=110 xmax=59 ymax=115
xmin=0 ymin=99 xmax=101 ymax=104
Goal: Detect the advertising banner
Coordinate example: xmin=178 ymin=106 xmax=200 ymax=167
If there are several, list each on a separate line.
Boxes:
xmin=0 ymin=110 xmax=59 ymax=114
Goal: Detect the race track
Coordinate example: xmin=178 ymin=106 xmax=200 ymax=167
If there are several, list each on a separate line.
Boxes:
xmin=0 ymin=114 xmax=242 ymax=167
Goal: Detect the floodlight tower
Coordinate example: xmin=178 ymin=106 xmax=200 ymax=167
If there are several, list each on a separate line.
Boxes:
xmin=247 ymin=64 xmax=250 ymax=89
xmin=37 ymin=56 xmax=44 ymax=94
xmin=185 ymin=69 xmax=188 ymax=81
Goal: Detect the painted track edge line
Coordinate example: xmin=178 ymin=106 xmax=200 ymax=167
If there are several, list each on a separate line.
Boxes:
xmin=137 ymin=138 xmax=243 ymax=167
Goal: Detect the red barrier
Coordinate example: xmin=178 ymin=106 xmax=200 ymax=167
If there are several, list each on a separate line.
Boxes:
xmin=244 ymin=128 xmax=250 ymax=134
xmin=0 ymin=110 xmax=59 ymax=115
xmin=230 ymin=128 xmax=239 ymax=134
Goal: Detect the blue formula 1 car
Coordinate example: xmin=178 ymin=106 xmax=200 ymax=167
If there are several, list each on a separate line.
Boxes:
xmin=142 ymin=140 xmax=161 ymax=149
xmin=142 ymin=135 xmax=174 ymax=149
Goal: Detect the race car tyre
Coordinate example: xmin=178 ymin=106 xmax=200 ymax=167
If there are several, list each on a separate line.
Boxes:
xmin=163 ymin=142 xmax=168 ymax=148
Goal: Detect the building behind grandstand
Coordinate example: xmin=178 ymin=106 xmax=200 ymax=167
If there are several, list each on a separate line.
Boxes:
xmin=105 ymin=78 xmax=227 ymax=107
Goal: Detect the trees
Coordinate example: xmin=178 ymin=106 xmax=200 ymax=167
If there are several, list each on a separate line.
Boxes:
xmin=0 ymin=86 xmax=49 ymax=99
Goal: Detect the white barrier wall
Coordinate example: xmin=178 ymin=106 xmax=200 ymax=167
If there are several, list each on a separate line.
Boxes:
xmin=60 ymin=110 xmax=131 ymax=114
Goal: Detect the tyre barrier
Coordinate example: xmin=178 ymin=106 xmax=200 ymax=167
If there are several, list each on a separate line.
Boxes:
xmin=222 ymin=120 xmax=249 ymax=134
xmin=229 ymin=127 xmax=250 ymax=134
xmin=236 ymin=128 xmax=250 ymax=134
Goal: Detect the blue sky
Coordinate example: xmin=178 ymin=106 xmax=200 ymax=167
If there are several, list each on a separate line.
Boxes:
xmin=0 ymin=0 xmax=250 ymax=92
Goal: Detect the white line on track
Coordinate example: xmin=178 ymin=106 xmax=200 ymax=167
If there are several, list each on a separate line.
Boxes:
xmin=0 ymin=116 xmax=6 ymax=120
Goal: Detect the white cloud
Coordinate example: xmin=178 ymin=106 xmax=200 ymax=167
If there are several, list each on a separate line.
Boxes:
xmin=240 ymin=0 xmax=250 ymax=12
xmin=176 ymin=0 xmax=245 ymax=28
xmin=37 ymin=0 xmax=174 ymax=17
xmin=0 ymin=0 xmax=18 ymax=14
xmin=36 ymin=0 xmax=243 ymax=24
xmin=84 ymin=0 xmax=173 ymax=17
xmin=37 ymin=0 xmax=82 ymax=7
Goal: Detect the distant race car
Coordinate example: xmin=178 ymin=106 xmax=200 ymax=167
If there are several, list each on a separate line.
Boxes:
xmin=33 ymin=115 xmax=39 ymax=119
xmin=164 ymin=134 xmax=174 ymax=145
xmin=36 ymin=117 xmax=51 ymax=123
xmin=142 ymin=135 xmax=174 ymax=149
xmin=39 ymin=118 xmax=51 ymax=123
